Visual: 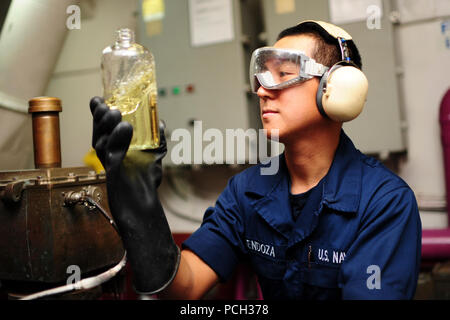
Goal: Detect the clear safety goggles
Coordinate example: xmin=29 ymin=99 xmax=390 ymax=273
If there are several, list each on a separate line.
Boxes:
xmin=249 ymin=47 xmax=329 ymax=93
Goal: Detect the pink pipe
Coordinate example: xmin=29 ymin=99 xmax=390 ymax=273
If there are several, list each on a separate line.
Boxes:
xmin=422 ymin=89 xmax=450 ymax=260
xmin=422 ymin=229 xmax=450 ymax=259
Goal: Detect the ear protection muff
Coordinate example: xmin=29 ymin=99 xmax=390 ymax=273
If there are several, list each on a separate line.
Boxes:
xmin=316 ymin=60 xmax=369 ymax=122
xmin=298 ymin=20 xmax=369 ymax=122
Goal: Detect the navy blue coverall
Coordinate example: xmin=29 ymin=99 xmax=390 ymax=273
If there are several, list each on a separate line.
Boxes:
xmin=183 ymin=130 xmax=422 ymax=299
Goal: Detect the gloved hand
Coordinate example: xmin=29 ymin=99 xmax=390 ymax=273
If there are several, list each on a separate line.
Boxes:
xmin=90 ymin=96 xmax=180 ymax=294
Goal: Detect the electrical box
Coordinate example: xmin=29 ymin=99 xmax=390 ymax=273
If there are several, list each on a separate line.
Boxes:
xmin=261 ymin=0 xmax=405 ymax=155
xmin=137 ymin=0 xmax=263 ymax=166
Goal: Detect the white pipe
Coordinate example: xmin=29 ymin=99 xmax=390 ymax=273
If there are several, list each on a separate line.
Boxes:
xmin=0 ymin=0 xmax=78 ymax=101
xmin=20 ymin=252 xmax=127 ymax=300
xmin=0 ymin=0 xmax=79 ymax=169
xmin=0 ymin=90 xmax=28 ymax=113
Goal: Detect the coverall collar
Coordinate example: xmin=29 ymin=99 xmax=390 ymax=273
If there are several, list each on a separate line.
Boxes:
xmin=245 ymin=130 xmax=362 ymax=238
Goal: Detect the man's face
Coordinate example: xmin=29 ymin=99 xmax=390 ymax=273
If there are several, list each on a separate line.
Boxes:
xmin=257 ymin=35 xmax=324 ymax=143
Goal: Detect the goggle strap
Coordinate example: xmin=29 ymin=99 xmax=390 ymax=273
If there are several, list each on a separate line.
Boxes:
xmin=304 ymin=60 xmax=329 ymax=76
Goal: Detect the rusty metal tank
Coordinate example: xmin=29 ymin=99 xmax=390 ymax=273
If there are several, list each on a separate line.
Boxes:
xmin=0 ymin=97 xmax=124 ymax=291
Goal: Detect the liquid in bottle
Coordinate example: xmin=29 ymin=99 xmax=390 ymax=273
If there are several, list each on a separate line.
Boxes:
xmin=101 ymin=28 xmax=160 ymax=150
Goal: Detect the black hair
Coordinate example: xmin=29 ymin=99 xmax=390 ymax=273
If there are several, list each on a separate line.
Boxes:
xmin=277 ymin=21 xmax=362 ymax=70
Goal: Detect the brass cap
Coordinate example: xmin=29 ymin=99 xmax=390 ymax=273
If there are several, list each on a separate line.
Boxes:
xmin=28 ymin=97 xmax=62 ymax=113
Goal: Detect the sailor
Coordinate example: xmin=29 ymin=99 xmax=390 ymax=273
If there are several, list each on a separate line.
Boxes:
xmin=89 ymin=20 xmax=421 ymax=300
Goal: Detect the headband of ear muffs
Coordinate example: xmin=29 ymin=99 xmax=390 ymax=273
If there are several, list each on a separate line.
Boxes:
xmin=298 ymin=20 xmax=369 ymax=122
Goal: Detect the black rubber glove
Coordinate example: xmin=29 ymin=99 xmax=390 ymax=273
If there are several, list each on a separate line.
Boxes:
xmin=90 ymin=96 xmax=180 ymax=295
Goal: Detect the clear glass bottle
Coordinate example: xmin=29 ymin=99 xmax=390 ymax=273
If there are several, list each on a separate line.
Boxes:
xmin=101 ymin=28 xmax=160 ymax=150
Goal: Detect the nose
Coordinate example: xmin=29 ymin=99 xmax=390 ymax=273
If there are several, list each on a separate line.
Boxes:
xmin=256 ymin=85 xmax=277 ymax=100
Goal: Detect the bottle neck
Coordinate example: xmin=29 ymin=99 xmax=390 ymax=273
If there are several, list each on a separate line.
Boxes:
xmin=115 ymin=28 xmax=135 ymax=48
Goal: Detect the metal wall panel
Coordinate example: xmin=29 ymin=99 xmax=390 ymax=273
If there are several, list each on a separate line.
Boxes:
xmin=137 ymin=0 xmax=262 ymax=165
xmin=261 ymin=0 xmax=405 ymax=154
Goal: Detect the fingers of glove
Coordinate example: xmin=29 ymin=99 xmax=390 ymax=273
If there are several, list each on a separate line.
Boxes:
xmin=149 ymin=120 xmax=165 ymax=187
xmin=92 ymin=108 xmax=122 ymax=149
xmin=105 ymin=121 xmax=133 ymax=167
xmin=92 ymin=102 xmax=109 ymax=124
xmin=158 ymin=119 xmax=167 ymax=153
xmin=159 ymin=119 xmax=166 ymax=132
xmin=152 ymin=160 xmax=164 ymax=188
xmin=91 ymin=96 xmax=111 ymax=147
xmin=90 ymin=96 xmax=105 ymax=117
xmin=93 ymin=134 xmax=109 ymax=164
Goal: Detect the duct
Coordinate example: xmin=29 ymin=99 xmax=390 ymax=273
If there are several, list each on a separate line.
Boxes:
xmin=0 ymin=91 xmax=28 ymax=114
xmin=0 ymin=0 xmax=78 ymax=169
xmin=0 ymin=0 xmax=79 ymax=102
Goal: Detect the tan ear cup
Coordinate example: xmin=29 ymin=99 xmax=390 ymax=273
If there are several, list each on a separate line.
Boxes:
xmin=322 ymin=66 xmax=368 ymax=122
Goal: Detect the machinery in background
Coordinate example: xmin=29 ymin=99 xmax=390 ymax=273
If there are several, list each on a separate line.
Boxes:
xmin=137 ymin=0 xmax=264 ymax=166
xmin=0 ymin=97 xmax=125 ymax=299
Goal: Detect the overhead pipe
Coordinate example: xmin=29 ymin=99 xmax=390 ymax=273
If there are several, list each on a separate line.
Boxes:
xmin=0 ymin=0 xmax=78 ymax=105
xmin=0 ymin=0 xmax=79 ymax=169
